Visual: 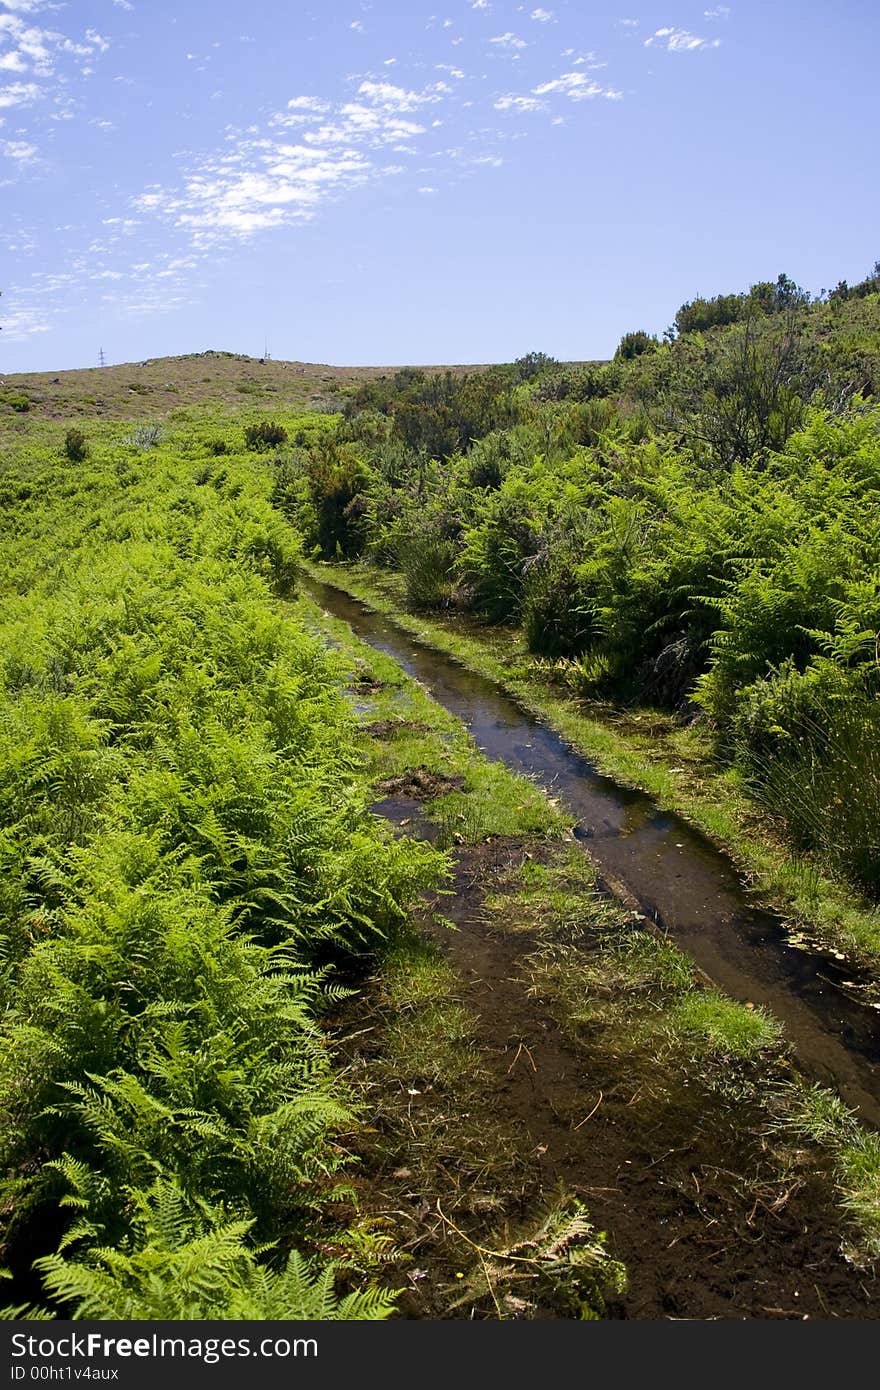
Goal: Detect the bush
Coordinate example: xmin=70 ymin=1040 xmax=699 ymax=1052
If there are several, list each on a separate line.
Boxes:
xmin=615 ymin=330 xmax=658 ymax=361
xmin=127 ymin=424 xmax=163 ymax=450
xmin=396 ymin=532 xmax=459 ymax=610
xmin=63 ymin=429 xmax=89 ymax=463
xmin=244 ymin=420 xmax=287 ymax=451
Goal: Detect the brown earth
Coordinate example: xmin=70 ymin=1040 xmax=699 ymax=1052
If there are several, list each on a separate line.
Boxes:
xmin=374 ymin=767 xmax=464 ymax=800
xmin=362 ymin=719 xmax=433 ymax=739
xmin=336 ymin=836 xmax=879 ymax=1320
xmin=0 ymin=352 xmax=490 ymax=422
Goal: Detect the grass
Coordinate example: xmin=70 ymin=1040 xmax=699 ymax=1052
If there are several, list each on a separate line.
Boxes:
xmin=782 ymin=1087 xmax=880 ymax=1263
xmin=0 ymin=353 xmax=484 ymax=425
xmin=336 ymin=929 xmax=625 ymax=1318
xmin=478 ymin=842 xmax=880 ymax=1263
xmin=663 ymin=993 xmax=783 ymax=1061
xmin=303 ymin=558 xmax=880 ymax=975
xmin=374 ymin=936 xmax=480 ymax=1093
xmin=295 ymin=593 xmax=565 ymax=847
xmin=485 ymin=846 xmax=783 ymax=1068
xmin=299 ymin=571 xmax=880 ymax=1265
xmin=5 ymin=385 xmax=878 ymax=1304
xmin=299 ymin=600 xmax=630 ymax=1314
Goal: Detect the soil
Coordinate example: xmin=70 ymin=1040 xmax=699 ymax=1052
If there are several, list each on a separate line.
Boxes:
xmin=362 ymin=719 xmax=432 ymax=739
xmin=374 ymin=767 xmax=464 ymax=800
xmin=339 ymin=836 xmax=879 ymax=1321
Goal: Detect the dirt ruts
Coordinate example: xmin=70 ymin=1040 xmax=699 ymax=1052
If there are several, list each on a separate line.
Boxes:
xmin=344 ymin=835 xmax=878 ymax=1320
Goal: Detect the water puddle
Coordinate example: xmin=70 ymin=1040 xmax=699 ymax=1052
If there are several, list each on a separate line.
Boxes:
xmin=304 ymin=575 xmax=880 ymax=1127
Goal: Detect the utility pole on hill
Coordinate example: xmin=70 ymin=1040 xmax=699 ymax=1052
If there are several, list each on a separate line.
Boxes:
xmin=98 ymin=347 xmax=106 ymax=367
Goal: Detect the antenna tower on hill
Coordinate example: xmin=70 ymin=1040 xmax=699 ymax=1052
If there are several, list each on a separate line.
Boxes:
xmin=98 ymin=347 xmax=106 ymax=367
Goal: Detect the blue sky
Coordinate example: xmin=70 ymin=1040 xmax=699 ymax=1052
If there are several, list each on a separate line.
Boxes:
xmin=1 ymin=0 xmax=877 ymax=371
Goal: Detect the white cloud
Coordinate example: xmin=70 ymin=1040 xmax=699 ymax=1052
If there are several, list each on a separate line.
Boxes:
xmin=356 ymin=79 xmax=445 ymax=112
xmin=1 ymin=308 xmax=50 ymax=338
xmin=286 ymin=94 xmax=329 ymax=112
xmin=496 ymin=66 xmax=622 ymax=114
xmin=533 ymin=71 xmax=621 ymax=100
xmin=644 ymin=27 xmax=720 ymax=51
xmin=490 ymin=32 xmax=527 ymax=50
xmin=530 ymin=8 xmax=554 ymax=22
xmin=494 ymin=93 xmax=544 ymax=112
xmin=704 ymin=5 xmax=730 ymax=17
xmin=471 ymin=0 xmax=491 ymax=9
xmin=417 ymin=185 xmax=438 ymax=193
xmin=112 ymin=0 xmax=134 ymax=10
xmin=134 ymin=75 xmax=461 ymax=250
xmin=0 ymin=136 xmax=36 ymax=161
xmin=0 ymin=9 xmax=111 ymax=134
xmin=0 ymin=80 xmax=40 ymax=106
xmin=350 ymin=19 xmax=364 ymax=32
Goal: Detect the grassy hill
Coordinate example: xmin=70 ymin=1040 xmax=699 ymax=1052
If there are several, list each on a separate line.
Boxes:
xmin=0 ymin=350 xmax=494 ymax=423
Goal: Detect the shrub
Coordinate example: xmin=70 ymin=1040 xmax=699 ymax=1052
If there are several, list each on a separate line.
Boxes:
xmin=615 ymin=330 xmax=658 ymax=361
xmin=63 ymin=429 xmax=89 ymax=463
xmin=127 ymin=424 xmax=163 ymax=450
xmin=396 ymin=532 xmax=459 ymax=610
xmin=244 ymin=420 xmax=287 ymax=451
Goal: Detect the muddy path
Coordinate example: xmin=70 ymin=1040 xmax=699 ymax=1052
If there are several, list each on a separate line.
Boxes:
xmin=305 ymin=575 xmax=880 ymax=1128
xmin=338 ymin=835 xmax=878 ymax=1319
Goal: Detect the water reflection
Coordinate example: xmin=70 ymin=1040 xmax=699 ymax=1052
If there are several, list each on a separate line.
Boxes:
xmin=304 ymin=576 xmax=880 ymax=1125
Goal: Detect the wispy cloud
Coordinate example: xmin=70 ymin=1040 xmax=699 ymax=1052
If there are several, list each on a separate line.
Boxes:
xmin=132 ymin=76 xmax=460 ymax=248
xmin=0 ymin=78 xmax=39 ymax=105
xmin=534 ymin=71 xmax=621 ymax=99
xmin=0 ymin=302 xmax=50 ymax=340
xmin=3 ymin=6 xmax=631 ymax=345
xmin=644 ymin=27 xmax=720 ymax=51
xmin=494 ymin=94 xmax=544 ymax=112
xmin=497 ymin=68 xmax=622 ymax=111
xmin=0 ymin=2 xmax=112 ymax=159
xmin=1 ymin=1 xmax=56 ymax=12
xmin=0 ymin=135 xmax=36 ymax=161
xmin=355 ymin=79 xmax=448 ymax=112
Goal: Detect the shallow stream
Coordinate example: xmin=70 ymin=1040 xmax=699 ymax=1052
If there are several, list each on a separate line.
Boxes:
xmin=305 ymin=575 xmax=880 ymax=1126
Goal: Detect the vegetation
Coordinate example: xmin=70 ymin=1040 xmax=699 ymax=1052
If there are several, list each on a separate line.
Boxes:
xmin=63 ymin=428 xmax=88 ymax=462
xmin=244 ymin=419 xmax=288 ymax=451
xmin=2 ymin=253 xmax=879 ymax=1318
xmin=0 ymin=416 xmax=443 ymax=1319
xmin=281 ymin=262 xmax=880 ymax=912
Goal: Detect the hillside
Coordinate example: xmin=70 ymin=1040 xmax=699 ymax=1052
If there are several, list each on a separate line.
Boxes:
xmin=0 ymin=351 xmax=497 ymax=423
